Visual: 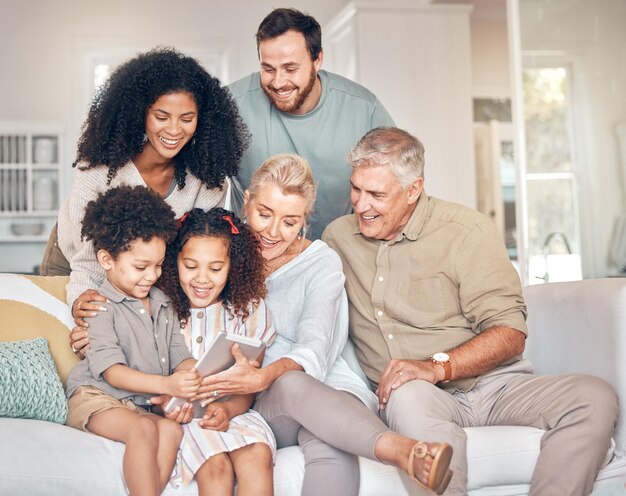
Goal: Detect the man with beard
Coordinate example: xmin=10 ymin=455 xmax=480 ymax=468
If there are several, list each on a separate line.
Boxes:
xmin=229 ymin=8 xmax=394 ymax=239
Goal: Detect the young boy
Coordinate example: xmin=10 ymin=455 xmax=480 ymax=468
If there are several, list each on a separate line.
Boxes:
xmin=65 ymin=185 xmax=201 ymax=496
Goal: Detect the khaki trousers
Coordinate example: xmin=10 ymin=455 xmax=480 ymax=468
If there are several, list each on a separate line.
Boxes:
xmin=381 ymin=360 xmax=618 ymax=496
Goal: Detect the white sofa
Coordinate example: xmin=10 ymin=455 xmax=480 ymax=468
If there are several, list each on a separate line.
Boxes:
xmin=1 ymin=274 xmax=625 ymax=495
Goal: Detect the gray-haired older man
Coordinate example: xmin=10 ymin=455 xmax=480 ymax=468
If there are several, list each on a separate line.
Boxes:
xmin=323 ymin=126 xmax=618 ymax=495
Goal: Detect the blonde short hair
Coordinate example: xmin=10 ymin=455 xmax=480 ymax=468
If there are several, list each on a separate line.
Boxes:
xmin=247 ymin=153 xmax=317 ymax=217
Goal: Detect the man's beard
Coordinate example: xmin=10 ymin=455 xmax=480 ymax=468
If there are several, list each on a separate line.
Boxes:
xmin=264 ymin=65 xmax=317 ymax=114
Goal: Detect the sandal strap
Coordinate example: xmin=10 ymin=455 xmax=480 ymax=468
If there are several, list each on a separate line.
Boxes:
xmin=408 ymin=442 xmax=428 ymax=481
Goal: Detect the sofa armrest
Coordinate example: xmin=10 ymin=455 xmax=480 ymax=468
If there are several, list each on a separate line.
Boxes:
xmin=523 ymin=278 xmax=626 ymax=455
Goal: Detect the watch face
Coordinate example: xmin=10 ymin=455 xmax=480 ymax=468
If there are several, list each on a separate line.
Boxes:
xmin=433 ymin=352 xmax=450 ymax=362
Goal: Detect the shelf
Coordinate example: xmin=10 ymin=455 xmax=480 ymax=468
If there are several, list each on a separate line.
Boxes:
xmin=0 ymin=123 xmax=63 ymax=243
xmin=0 ymin=235 xmax=50 ymax=243
xmin=0 ymin=211 xmax=57 ymax=218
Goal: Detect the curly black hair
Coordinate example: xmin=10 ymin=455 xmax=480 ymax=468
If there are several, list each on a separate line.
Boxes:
xmin=81 ymin=185 xmax=178 ymax=257
xmin=74 ymin=47 xmax=249 ymax=189
xmin=158 ymin=208 xmax=267 ymax=322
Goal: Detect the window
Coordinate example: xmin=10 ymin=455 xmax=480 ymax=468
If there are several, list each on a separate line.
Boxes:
xmin=523 ymin=65 xmax=582 ymax=283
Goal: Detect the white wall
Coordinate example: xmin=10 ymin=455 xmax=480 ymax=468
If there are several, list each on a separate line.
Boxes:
xmin=471 ymin=19 xmax=511 ymax=98
xmin=325 ymin=1 xmax=476 ymax=209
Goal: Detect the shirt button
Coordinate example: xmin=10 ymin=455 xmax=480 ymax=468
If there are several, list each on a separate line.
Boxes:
xmin=377 ymin=310 xmax=383 ymax=316
xmin=161 ymin=357 xmax=166 ymax=363
xmin=165 ymin=319 xmax=169 ymax=324
xmin=388 ymin=334 xmax=394 ymax=340
xmin=197 ymin=311 xmax=204 ymax=318
xmin=196 ymin=336 xmax=203 ymax=344
xmin=139 ymin=308 xmax=145 ymax=314
xmin=378 ymin=276 xmax=384 ymax=282
xmin=154 ymin=333 xmax=158 ymax=338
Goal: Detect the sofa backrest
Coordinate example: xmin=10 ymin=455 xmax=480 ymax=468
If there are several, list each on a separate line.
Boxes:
xmin=0 ymin=274 xmax=78 ymax=386
xmin=524 ymin=278 xmax=626 ymax=456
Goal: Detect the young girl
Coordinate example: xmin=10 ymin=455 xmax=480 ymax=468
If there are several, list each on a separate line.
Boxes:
xmin=158 ymin=207 xmax=276 ymax=496
xmin=65 ymin=185 xmax=202 ymax=496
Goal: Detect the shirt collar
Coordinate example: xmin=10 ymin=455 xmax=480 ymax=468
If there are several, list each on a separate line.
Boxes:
xmin=351 ymin=191 xmax=431 ymax=243
xmin=402 ymin=191 xmax=430 ymax=241
xmin=98 ymin=279 xmax=170 ymax=306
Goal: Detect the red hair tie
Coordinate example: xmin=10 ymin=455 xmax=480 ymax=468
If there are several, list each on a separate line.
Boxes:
xmin=223 ymin=215 xmax=240 ymax=234
xmin=177 ymin=212 xmax=189 ymax=229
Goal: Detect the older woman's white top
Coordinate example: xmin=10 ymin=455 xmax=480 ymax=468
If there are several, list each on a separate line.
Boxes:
xmin=262 ymin=239 xmax=377 ymax=410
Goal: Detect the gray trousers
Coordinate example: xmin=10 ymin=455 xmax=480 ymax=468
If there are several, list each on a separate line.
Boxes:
xmin=253 ymin=370 xmax=389 ymax=496
xmin=381 ymin=360 xmax=619 ymax=496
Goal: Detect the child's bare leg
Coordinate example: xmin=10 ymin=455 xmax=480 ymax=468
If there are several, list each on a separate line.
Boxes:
xmin=195 ymin=453 xmax=234 ymax=496
xmin=88 ymin=409 xmax=161 ymax=496
xmin=229 ymin=443 xmax=274 ymax=496
xmin=152 ymin=416 xmax=183 ymax=492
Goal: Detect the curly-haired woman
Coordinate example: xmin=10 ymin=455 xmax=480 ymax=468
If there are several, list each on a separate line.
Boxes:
xmin=40 ymin=47 xmax=249 ymax=324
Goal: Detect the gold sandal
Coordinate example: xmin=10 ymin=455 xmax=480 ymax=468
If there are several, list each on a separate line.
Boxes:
xmin=407 ymin=441 xmax=453 ymax=494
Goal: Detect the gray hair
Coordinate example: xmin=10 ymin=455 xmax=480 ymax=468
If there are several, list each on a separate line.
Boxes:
xmin=247 ymin=153 xmax=317 ymax=217
xmin=347 ymin=127 xmax=425 ymax=188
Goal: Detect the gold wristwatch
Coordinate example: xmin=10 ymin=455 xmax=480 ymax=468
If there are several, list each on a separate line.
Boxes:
xmin=430 ymin=352 xmax=452 ymax=383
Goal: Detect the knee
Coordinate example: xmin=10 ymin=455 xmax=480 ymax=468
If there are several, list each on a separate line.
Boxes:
xmin=271 ymin=370 xmax=310 ymax=400
xmin=247 ymin=442 xmax=273 ymax=464
xmin=273 ymin=370 xmax=308 ymax=391
xmin=202 ymin=453 xmax=234 ymax=477
xmin=129 ymin=416 xmax=159 ymax=444
xmin=568 ymin=375 xmax=619 ymax=425
xmin=236 ymin=443 xmax=273 ymax=471
xmin=385 ymin=380 xmax=441 ymax=421
xmin=158 ymin=418 xmax=183 ymax=444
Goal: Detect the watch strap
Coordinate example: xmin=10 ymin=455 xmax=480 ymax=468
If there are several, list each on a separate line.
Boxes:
xmin=430 ymin=356 xmax=452 ymax=383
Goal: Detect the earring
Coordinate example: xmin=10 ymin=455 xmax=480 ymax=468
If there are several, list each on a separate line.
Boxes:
xmin=142 ymin=133 xmax=148 ymax=144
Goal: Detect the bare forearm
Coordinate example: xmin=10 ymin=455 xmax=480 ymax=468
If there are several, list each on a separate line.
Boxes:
xmin=445 ymin=326 xmax=526 ymax=382
xmin=377 ymin=326 xmax=526 ymax=409
xmin=174 ymin=358 xmax=197 ymax=372
xmin=103 ymin=364 xmax=166 ymax=394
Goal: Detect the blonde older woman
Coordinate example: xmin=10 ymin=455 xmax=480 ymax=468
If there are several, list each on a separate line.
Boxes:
xmin=199 ymin=154 xmax=453 ymax=496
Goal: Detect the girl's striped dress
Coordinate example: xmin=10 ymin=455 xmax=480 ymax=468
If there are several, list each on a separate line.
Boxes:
xmin=175 ymin=299 xmax=277 ymax=484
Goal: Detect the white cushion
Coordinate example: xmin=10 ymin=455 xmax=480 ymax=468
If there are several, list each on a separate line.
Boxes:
xmin=0 ymin=418 xmax=541 ymax=496
xmin=2 ymin=418 xmax=625 ymax=495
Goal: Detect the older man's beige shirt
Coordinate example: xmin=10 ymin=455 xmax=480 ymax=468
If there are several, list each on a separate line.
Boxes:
xmin=323 ymin=192 xmax=527 ymax=392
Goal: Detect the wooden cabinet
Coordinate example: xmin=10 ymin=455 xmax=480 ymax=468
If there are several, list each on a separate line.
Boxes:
xmin=0 ymin=123 xmax=63 ymax=242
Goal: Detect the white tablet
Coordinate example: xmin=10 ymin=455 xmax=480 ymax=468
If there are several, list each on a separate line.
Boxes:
xmin=164 ymin=331 xmax=265 ymax=417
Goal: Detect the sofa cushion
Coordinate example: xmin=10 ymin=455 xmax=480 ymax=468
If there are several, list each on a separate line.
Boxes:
xmin=0 ymin=417 xmax=544 ymax=496
xmin=0 ymin=274 xmax=77 ymax=386
xmin=0 ymin=337 xmax=68 ymax=423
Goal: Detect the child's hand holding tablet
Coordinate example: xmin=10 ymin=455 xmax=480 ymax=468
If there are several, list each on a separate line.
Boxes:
xmin=165 ymin=331 xmax=265 ymax=417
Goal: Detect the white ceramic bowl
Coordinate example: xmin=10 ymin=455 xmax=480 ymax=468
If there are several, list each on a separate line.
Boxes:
xmin=10 ymin=222 xmax=45 ymax=236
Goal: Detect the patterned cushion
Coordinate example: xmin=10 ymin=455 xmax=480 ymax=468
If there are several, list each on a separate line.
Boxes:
xmin=0 ymin=337 xmax=68 ymax=423
xmin=0 ymin=274 xmax=77 ymax=386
